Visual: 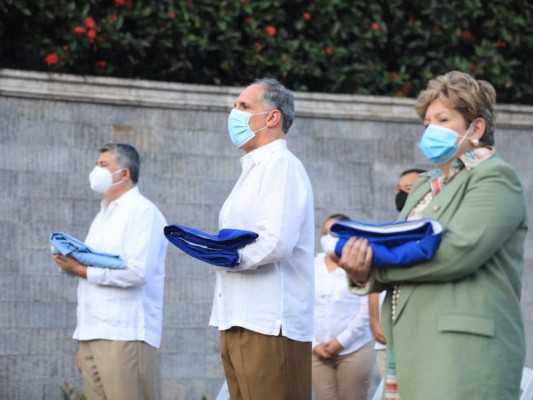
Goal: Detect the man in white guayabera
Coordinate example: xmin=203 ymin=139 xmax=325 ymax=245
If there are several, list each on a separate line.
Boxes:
xmin=212 ymin=78 xmax=315 ymax=400
xmin=52 ymin=143 xmax=167 ymax=400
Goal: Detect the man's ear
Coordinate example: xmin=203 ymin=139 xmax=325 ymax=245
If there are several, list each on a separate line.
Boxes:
xmin=266 ymin=109 xmax=282 ymax=129
xmin=122 ymin=167 xmax=132 ymax=182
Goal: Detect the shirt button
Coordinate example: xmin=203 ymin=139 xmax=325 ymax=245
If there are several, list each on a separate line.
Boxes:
xmin=218 ymin=293 xmax=222 ymax=297
xmin=432 ymin=205 xmax=440 ymax=212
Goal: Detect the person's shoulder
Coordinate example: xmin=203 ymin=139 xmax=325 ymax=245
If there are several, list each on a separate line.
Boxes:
xmin=124 ymin=189 xmax=166 ymax=220
xmin=475 ymin=154 xmax=520 ymax=179
xmin=272 ymin=144 xmax=306 ymax=169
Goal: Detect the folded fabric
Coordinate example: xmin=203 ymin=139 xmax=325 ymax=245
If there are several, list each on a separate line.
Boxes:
xmin=164 ymin=224 xmax=259 ymax=267
xmin=50 ymin=232 xmax=126 ymax=269
xmin=329 ymin=219 xmax=443 ymax=267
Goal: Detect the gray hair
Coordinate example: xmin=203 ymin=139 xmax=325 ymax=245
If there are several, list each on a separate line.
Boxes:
xmin=99 ymin=143 xmax=140 ymax=184
xmin=253 ymin=78 xmax=295 ymax=134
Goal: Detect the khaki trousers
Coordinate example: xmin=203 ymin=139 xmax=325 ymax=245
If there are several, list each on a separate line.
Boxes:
xmin=312 ymin=342 xmax=373 ymax=400
xmin=220 ymin=327 xmax=312 ymax=400
xmin=79 ymin=340 xmax=157 ymax=400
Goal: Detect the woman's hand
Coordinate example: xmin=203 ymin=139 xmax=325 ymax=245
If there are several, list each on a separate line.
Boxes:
xmin=313 ymin=340 xmax=343 ymax=360
xmin=370 ymin=319 xmax=387 ymax=345
xmin=330 ymin=237 xmax=373 ymax=284
xmin=323 ymin=339 xmax=343 ymax=358
xmin=313 ymin=343 xmax=334 ymax=360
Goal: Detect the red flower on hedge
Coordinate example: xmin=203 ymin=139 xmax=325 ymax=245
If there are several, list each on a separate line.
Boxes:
xmin=390 ymin=71 xmax=400 ymax=81
xmin=167 ymin=12 xmax=176 ymax=19
xmin=371 ymin=22 xmax=379 ymax=31
xmin=303 ymin=11 xmax=311 ymax=21
xmin=44 ymin=53 xmax=59 ymax=66
xmin=96 ymin=60 xmax=108 ymax=68
xmin=254 ymin=42 xmax=263 ymax=52
xmin=324 ymin=46 xmax=333 ymax=56
xmin=73 ymin=25 xmax=86 ymax=35
xmin=108 ymin=14 xmax=117 ymax=23
xmin=496 ymin=39 xmax=506 ymax=48
xmin=463 ymin=31 xmax=473 ymax=41
xmin=265 ymin=25 xmax=277 ymax=37
xmin=244 ymin=17 xmax=253 ymax=25
xmin=87 ymin=29 xmax=97 ymax=44
xmin=114 ymin=0 xmax=133 ymax=8
xmin=86 ymin=17 xmax=96 ymax=29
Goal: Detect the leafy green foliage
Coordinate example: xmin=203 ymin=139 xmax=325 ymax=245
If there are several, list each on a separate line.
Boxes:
xmin=1 ymin=0 xmax=531 ymax=104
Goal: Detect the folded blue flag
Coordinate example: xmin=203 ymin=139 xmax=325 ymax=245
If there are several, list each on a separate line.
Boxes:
xmin=330 ymin=219 xmax=443 ymax=267
xmin=164 ymin=224 xmax=259 ymax=267
xmin=50 ymin=232 xmax=126 ymax=269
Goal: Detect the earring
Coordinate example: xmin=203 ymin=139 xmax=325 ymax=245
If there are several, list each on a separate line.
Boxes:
xmin=470 ymin=138 xmax=480 ymax=147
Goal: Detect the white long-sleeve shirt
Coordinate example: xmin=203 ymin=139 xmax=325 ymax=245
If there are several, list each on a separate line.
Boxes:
xmin=210 ymin=139 xmax=315 ymax=342
xmin=313 ymin=253 xmax=372 ymax=355
xmin=73 ymin=186 xmax=168 ymax=348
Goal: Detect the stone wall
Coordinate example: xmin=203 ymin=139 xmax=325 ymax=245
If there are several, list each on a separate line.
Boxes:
xmin=1 ymin=69 xmax=532 ymax=400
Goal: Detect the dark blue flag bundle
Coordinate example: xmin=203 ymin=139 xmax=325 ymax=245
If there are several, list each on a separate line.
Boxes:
xmin=330 ymin=219 xmax=444 ymax=267
xmin=50 ymin=232 xmax=126 ymax=269
xmin=164 ymin=224 xmax=259 ymax=267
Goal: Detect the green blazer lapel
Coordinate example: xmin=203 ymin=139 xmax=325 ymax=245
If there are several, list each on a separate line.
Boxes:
xmin=421 ymin=168 xmax=470 ymax=221
xmin=393 ymin=169 xmax=471 ymax=324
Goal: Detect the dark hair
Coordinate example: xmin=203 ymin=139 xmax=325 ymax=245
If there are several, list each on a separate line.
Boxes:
xmin=326 ymin=213 xmax=350 ymax=222
xmin=99 ymin=143 xmax=141 ymax=184
xmin=253 ymin=78 xmax=295 ymax=134
xmin=400 ymin=168 xmax=426 ymax=177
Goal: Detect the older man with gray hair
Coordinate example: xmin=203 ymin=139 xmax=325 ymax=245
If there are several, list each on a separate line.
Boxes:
xmin=211 ymin=78 xmax=315 ymax=400
xmin=53 ymin=143 xmax=167 ymax=400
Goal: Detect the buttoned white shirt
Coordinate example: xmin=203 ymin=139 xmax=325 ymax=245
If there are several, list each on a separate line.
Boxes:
xmin=313 ymin=253 xmax=372 ymax=355
xmin=73 ymin=186 xmax=167 ymax=348
xmin=210 ymin=139 xmax=315 ymax=342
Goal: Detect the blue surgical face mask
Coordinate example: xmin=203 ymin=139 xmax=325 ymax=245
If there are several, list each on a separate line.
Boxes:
xmin=227 ymin=109 xmax=269 ymax=148
xmin=418 ymin=124 xmax=472 ymax=164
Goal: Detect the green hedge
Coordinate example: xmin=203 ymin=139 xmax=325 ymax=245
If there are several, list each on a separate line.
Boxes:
xmin=1 ymin=0 xmax=532 ymax=104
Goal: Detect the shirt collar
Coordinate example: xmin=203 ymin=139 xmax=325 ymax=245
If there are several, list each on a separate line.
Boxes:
xmin=459 ymin=146 xmax=494 ymax=171
xmin=421 ymin=146 xmax=495 ymax=196
xmin=100 ymin=186 xmax=139 ymax=210
xmin=240 ymin=139 xmax=287 ymax=167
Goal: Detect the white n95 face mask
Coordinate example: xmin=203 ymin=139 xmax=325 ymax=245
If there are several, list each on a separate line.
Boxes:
xmin=320 ymin=234 xmax=338 ymax=254
xmin=89 ymin=166 xmax=123 ymax=194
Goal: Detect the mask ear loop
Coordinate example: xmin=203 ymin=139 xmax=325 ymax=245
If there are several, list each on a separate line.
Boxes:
xmin=109 ymin=168 xmax=126 ymax=188
xmin=458 ymin=119 xmax=477 ymax=146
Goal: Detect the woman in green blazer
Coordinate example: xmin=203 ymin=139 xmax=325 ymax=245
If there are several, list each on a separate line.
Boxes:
xmin=337 ymin=71 xmax=527 ymax=400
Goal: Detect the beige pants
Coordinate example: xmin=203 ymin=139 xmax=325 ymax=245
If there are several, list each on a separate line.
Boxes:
xmin=220 ymin=327 xmax=312 ymax=400
xmin=312 ymin=342 xmax=373 ymax=400
xmin=79 ymin=340 xmax=157 ymax=400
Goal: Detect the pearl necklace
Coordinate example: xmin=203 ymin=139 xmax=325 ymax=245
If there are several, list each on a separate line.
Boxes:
xmin=392 ymin=284 xmax=401 ymax=321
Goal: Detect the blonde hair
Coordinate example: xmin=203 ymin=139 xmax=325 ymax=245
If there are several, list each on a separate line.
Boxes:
xmin=415 ymin=71 xmax=496 ymax=145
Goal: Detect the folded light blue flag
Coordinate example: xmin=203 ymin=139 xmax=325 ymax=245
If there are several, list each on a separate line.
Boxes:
xmin=50 ymin=232 xmax=126 ymax=269
xmin=164 ymin=225 xmax=259 ymax=267
xmin=330 ymin=219 xmax=443 ymax=267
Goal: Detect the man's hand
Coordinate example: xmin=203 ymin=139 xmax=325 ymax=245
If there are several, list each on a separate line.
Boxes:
xmin=329 ymin=237 xmax=372 ymax=284
xmin=52 ymin=255 xmax=88 ymax=279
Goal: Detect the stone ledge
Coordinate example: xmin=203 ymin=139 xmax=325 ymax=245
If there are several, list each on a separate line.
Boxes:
xmin=1 ymin=68 xmax=532 ymax=128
